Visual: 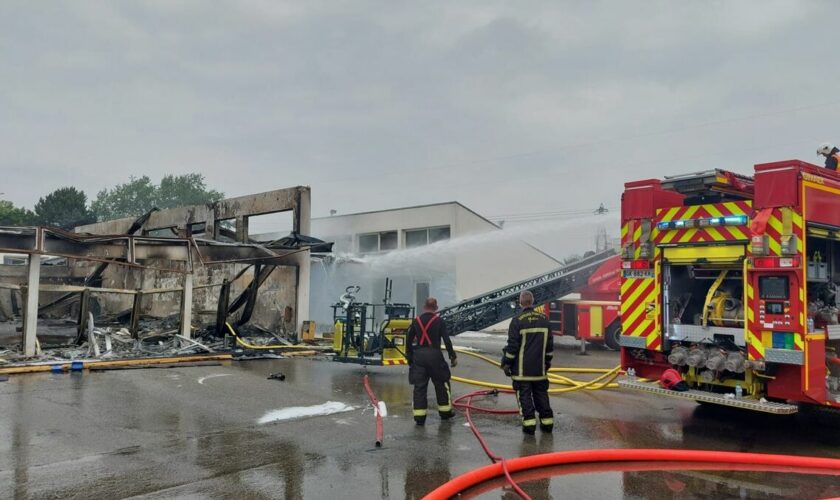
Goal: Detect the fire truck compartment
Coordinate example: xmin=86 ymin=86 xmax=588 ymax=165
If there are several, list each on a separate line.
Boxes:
xmin=662 ymin=258 xmax=745 ymax=347
xmin=804 ymin=232 xmax=840 ymax=328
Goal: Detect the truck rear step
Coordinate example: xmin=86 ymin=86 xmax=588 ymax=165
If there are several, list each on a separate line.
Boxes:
xmin=618 ymin=379 xmax=798 ymax=414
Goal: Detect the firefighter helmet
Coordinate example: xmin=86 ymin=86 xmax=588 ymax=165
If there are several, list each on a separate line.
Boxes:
xmin=659 ymin=368 xmax=686 ymax=391
xmin=817 ymin=143 xmax=835 ymax=156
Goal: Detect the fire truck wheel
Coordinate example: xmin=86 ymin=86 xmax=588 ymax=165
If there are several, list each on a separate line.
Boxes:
xmin=604 ymin=321 xmax=621 ymax=351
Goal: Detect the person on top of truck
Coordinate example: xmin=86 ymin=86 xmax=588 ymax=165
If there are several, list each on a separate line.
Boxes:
xmin=817 ymin=142 xmax=840 ymax=171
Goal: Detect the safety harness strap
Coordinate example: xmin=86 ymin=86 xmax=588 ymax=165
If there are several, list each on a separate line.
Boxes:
xmin=415 ymin=314 xmax=439 ymax=346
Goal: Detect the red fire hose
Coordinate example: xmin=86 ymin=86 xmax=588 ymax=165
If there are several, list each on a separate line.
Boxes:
xmin=453 ymin=389 xmax=530 ymax=499
xmin=362 ymin=374 xmax=384 ymax=447
xmin=460 ymin=460 xmax=840 ymax=499
xmin=443 ymin=389 xmax=840 ymax=499
xmin=423 ymin=448 xmax=840 ymax=499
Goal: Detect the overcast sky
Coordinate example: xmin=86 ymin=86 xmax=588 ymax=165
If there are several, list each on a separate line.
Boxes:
xmin=2 ymin=1 xmax=837 ymax=255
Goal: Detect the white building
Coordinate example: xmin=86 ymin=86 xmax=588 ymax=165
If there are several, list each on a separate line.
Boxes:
xmin=307 ymin=202 xmax=560 ymax=332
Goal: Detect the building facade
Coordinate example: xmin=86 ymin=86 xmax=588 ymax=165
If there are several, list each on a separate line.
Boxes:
xmin=308 ymin=202 xmax=560 ymax=332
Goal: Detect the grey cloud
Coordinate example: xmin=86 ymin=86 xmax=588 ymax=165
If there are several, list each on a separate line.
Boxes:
xmin=1 ymin=0 xmax=838 ymax=256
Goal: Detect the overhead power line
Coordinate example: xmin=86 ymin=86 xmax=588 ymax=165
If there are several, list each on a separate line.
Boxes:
xmin=488 ymin=205 xmax=617 ymax=221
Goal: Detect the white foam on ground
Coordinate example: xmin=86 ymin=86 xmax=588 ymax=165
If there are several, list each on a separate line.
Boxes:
xmin=197 ymin=373 xmax=232 ymax=385
xmin=257 ymin=402 xmax=355 ymax=424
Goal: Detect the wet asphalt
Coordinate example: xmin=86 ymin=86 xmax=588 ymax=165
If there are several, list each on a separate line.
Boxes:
xmin=1 ymin=334 xmax=840 ymax=499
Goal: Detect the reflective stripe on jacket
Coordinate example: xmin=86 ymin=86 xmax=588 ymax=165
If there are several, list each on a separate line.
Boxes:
xmin=502 ymin=308 xmax=554 ymax=381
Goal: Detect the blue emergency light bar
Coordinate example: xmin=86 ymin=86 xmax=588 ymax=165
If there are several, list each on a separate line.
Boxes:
xmin=657 ymin=214 xmax=748 ymax=231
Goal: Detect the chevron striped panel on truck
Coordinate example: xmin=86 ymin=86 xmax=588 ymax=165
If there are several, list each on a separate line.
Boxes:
xmin=649 ymin=251 xmax=662 ymax=350
xmin=620 ymin=221 xmax=643 ymax=259
xmin=747 ymin=207 xmax=806 ymax=358
xmin=653 ymin=201 xmax=752 ymax=245
xmin=762 ymin=208 xmax=804 ymax=256
xmin=621 ymin=215 xmax=661 ymax=350
xmin=745 ymin=273 xmax=765 ymax=361
xmin=620 ymin=260 xmax=659 ymax=350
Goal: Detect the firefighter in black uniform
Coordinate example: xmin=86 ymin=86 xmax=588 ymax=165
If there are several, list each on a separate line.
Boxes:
xmin=501 ymin=290 xmax=554 ymax=435
xmin=406 ymin=297 xmax=457 ymax=425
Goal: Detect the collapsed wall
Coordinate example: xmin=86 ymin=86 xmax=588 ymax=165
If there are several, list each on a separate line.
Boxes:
xmin=0 ymin=186 xmax=316 ymax=356
xmin=73 ymin=186 xmax=312 ymax=333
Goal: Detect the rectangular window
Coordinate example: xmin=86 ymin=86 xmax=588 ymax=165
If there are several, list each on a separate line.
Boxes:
xmin=405 ymin=226 xmax=450 ymax=248
xmin=429 ymin=226 xmax=450 ymax=243
xmin=359 ymin=233 xmax=379 ymax=253
xmin=405 ymin=229 xmax=428 ymax=248
xmin=145 ymin=227 xmax=179 ymax=238
xmin=189 ymin=222 xmax=207 ymax=237
xmin=379 ymin=231 xmax=398 ymax=251
xmin=358 ymin=231 xmax=399 ymax=253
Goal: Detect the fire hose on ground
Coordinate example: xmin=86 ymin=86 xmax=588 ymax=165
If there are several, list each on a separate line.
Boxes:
xmin=225 ymin=322 xmax=332 ymax=351
xmin=450 ymin=347 xmax=624 ymax=393
xmin=423 ymin=348 xmax=840 ymax=499
xmin=423 ymin=447 xmax=840 ymax=499
xmin=362 ymin=374 xmax=384 ymax=448
xmin=362 ymin=343 xmax=623 ymax=451
xmin=454 ymin=389 xmax=530 ymax=498
xmin=378 ymin=345 xmax=625 ymax=498
xmin=440 ymin=344 xmax=631 ymax=499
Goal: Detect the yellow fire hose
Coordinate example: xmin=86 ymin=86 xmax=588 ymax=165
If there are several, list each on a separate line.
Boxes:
xmin=225 ymin=322 xmax=332 ymax=351
xmin=450 ymin=347 xmax=623 ymax=394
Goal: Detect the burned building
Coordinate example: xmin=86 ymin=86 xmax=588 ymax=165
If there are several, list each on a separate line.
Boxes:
xmin=0 ymin=186 xmax=322 ymax=358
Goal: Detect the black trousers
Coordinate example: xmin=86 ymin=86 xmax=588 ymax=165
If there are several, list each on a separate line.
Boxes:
xmin=513 ymin=379 xmax=553 ymax=428
xmin=409 ymin=348 xmax=452 ymax=420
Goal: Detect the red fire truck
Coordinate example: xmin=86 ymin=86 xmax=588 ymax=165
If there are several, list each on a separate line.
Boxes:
xmin=547 ymin=255 xmax=622 ymax=349
xmin=618 ymin=161 xmax=840 ymax=413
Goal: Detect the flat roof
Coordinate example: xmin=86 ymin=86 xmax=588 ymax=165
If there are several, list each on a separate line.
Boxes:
xmin=313 ymin=201 xmax=560 ymax=264
xmin=313 ymin=201 xmax=502 ymax=229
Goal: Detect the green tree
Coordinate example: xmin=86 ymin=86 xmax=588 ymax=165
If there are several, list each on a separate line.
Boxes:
xmin=157 ymin=173 xmax=224 ymax=209
xmin=91 ymin=176 xmax=157 ymax=221
xmin=34 ymin=187 xmax=96 ymax=229
xmin=0 ymin=200 xmax=37 ymax=226
xmin=91 ymin=174 xmax=224 ymax=221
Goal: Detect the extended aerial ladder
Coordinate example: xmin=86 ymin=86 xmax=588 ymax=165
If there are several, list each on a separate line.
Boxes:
xmin=439 ymin=248 xmax=618 ymax=336
xmin=331 ymin=248 xmax=618 ymax=365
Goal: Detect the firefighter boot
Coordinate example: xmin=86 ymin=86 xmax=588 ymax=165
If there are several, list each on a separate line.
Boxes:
xmin=522 ymin=418 xmax=537 ymax=435
xmin=539 ymin=417 xmax=554 ymax=433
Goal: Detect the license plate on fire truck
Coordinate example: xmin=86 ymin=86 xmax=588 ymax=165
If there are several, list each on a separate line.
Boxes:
xmin=623 ymin=269 xmax=654 ymax=279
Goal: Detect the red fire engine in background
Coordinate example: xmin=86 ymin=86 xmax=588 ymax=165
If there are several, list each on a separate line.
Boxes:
xmin=547 ymin=255 xmax=622 ymax=349
xmin=618 ymin=160 xmax=840 ymax=414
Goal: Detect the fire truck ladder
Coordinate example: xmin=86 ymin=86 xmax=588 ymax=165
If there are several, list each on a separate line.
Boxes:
xmin=439 ymin=248 xmax=618 ymax=336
